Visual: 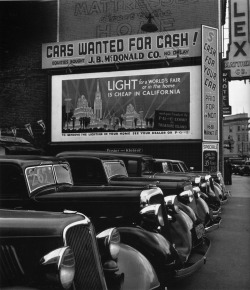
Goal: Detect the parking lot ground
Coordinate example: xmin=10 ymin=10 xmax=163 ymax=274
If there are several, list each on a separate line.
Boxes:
xmin=168 ymin=175 xmax=250 ymax=290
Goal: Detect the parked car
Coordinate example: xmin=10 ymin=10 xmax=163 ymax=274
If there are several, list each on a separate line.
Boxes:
xmin=0 ymin=155 xmax=210 ymax=287
xmin=56 ymin=151 xmax=221 ymax=232
xmin=155 ymin=157 xmax=229 ymax=205
xmin=0 ymin=136 xmax=43 ymax=155
xmin=153 ymin=158 xmax=224 ymax=209
xmin=238 ymin=161 xmax=250 ymax=176
xmin=0 ymin=208 xmax=160 ymax=290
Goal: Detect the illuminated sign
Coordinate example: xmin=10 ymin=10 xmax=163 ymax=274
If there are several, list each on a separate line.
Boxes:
xmin=202 ymin=25 xmax=219 ymax=142
xmin=42 ymin=29 xmax=201 ymax=69
xmin=224 ymin=0 xmax=250 ymax=79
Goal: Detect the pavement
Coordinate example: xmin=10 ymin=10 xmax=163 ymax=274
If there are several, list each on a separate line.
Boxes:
xmin=169 ymin=174 xmax=250 ymax=290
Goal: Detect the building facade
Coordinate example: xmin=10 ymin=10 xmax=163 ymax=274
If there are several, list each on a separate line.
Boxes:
xmin=223 ymin=113 xmax=250 ymax=159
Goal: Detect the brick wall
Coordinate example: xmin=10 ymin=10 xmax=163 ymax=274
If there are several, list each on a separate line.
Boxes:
xmin=0 ymin=1 xmax=57 ymax=148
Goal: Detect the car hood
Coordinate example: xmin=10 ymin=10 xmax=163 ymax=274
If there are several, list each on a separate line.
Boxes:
xmin=0 ymin=209 xmax=86 ymax=237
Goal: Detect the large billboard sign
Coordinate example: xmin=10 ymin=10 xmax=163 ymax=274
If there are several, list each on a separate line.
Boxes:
xmin=202 ymin=25 xmax=219 ymax=142
xmin=51 ymin=66 xmax=201 ymax=143
xmin=42 ymin=29 xmax=201 ymax=69
xmin=224 ymin=0 xmax=250 ymax=80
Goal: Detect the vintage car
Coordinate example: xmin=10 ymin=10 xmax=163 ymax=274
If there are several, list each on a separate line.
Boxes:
xmin=56 ymin=151 xmax=221 ymax=231
xmin=237 ymin=161 xmax=250 ymax=176
xmin=0 ymin=136 xmax=43 ymax=155
xmin=152 ymin=158 xmax=224 ymax=209
xmin=153 ymin=157 xmax=229 ymax=205
xmin=0 ymin=155 xmax=210 ymax=287
xmin=0 ymin=208 xmax=160 ymax=290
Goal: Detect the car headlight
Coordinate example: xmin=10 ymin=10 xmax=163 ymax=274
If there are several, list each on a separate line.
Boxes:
xmin=140 ymin=186 xmax=164 ymax=207
xmin=179 ymin=189 xmax=194 ymax=203
xmin=193 ymin=186 xmax=201 ymax=198
xmin=97 ymin=228 xmax=120 ymax=260
xmin=140 ymin=203 xmax=164 ymax=227
xmin=40 ymin=246 xmax=75 ymax=290
xmin=164 ymin=195 xmax=180 ymax=213
xmin=194 ymin=176 xmax=201 ymax=184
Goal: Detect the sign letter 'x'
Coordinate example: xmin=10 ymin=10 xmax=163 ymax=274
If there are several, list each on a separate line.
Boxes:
xmin=234 ymin=41 xmax=247 ymax=57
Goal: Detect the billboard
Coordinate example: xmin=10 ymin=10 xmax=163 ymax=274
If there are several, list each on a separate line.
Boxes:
xmin=51 ymin=66 xmax=201 ymax=143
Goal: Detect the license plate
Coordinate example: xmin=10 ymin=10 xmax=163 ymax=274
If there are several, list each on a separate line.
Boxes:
xmin=195 ymin=224 xmax=205 ymax=239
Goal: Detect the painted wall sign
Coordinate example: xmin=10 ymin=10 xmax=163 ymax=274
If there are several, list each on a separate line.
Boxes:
xmin=51 ymin=66 xmax=201 ymax=143
xmin=224 ymin=0 xmax=250 ymax=80
xmin=42 ymin=29 xmax=201 ymax=69
xmin=202 ymin=25 xmax=219 ymax=142
xmin=202 ymin=142 xmax=219 ymax=172
xmin=59 ymin=0 xmax=219 ymax=41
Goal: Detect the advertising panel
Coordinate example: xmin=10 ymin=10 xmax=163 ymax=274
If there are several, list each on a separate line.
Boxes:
xmin=202 ymin=25 xmax=219 ymax=142
xmin=51 ymin=66 xmax=201 ymax=143
xmin=42 ymin=29 xmax=201 ymax=69
xmin=58 ymin=0 xmax=219 ymax=41
xmin=224 ymin=0 xmax=250 ymax=79
xmin=202 ymin=142 xmax=219 ymax=172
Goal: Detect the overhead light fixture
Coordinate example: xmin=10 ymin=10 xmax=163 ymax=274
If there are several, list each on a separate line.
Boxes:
xmin=141 ymin=13 xmax=158 ymax=32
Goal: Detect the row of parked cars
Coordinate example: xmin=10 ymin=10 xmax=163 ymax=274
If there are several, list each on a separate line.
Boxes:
xmin=0 ymin=137 xmax=230 ymax=290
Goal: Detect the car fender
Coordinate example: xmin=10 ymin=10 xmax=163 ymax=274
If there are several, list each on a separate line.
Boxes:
xmin=196 ymin=197 xmax=210 ymax=223
xmin=213 ymin=183 xmax=222 ymax=199
xmin=117 ymin=226 xmax=179 ymax=268
xmin=116 ymin=243 xmax=160 ymax=290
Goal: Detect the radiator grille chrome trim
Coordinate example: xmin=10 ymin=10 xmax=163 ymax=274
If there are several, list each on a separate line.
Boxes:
xmin=63 ymin=220 xmax=107 ymax=290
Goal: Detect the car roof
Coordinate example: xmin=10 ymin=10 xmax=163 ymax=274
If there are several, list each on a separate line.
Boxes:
xmin=57 ymin=150 xmax=153 ymax=159
xmin=154 ymin=158 xmax=183 ymax=163
xmin=0 ymin=155 xmax=67 ymax=167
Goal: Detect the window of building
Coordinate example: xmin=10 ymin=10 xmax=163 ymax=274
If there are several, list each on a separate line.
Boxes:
xmin=238 ymin=135 xmax=241 ymax=141
xmin=238 ymin=125 xmax=241 ymax=131
xmin=229 ymin=126 xmax=232 ymax=132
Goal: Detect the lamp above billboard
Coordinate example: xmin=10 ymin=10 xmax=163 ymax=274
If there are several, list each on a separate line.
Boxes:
xmin=224 ymin=0 xmax=250 ymax=80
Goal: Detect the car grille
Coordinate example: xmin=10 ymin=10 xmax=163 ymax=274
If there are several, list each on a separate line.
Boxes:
xmin=0 ymin=245 xmax=24 ymax=286
xmin=65 ymin=223 xmax=106 ymax=290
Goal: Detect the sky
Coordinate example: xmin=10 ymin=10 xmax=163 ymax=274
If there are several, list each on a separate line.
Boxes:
xmin=229 ymin=81 xmax=250 ymax=117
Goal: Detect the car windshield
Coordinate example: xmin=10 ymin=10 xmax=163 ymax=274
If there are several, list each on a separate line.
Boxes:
xmin=25 ymin=163 xmax=72 ymax=195
xmin=162 ymin=162 xmax=171 ymax=173
xmin=141 ymin=159 xmax=154 ymax=174
xmin=179 ymin=162 xmax=189 ymax=172
xmin=25 ymin=165 xmax=55 ymax=194
xmin=103 ymin=161 xmax=128 ymax=179
xmin=54 ymin=164 xmax=73 ymax=185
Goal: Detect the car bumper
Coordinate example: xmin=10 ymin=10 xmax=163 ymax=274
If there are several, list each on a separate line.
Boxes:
xmin=174 ymin=236 xmax=211 ymax=279
xmin=205 ymin=216 xmax=222 ymax=233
